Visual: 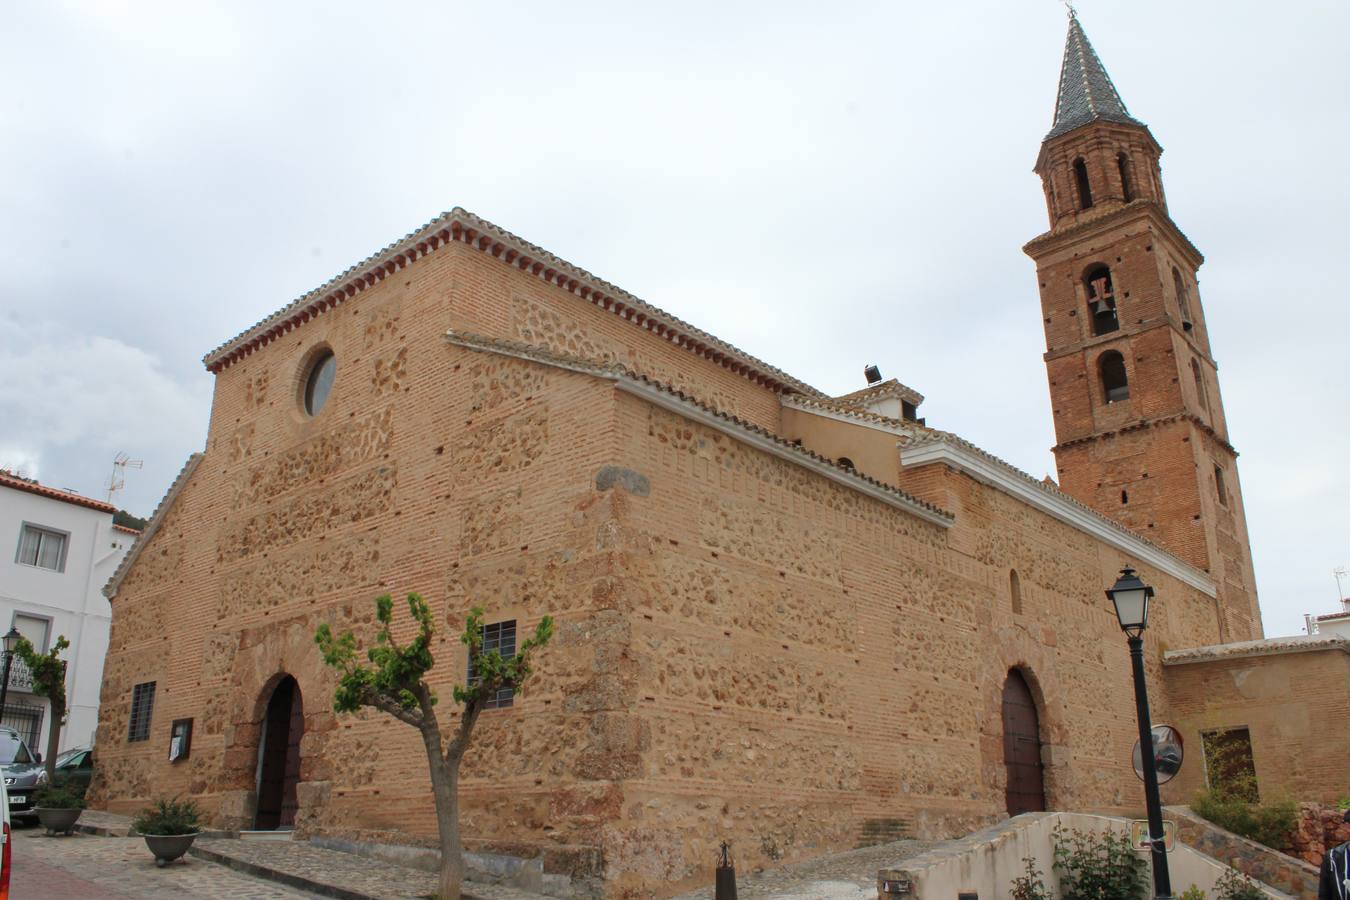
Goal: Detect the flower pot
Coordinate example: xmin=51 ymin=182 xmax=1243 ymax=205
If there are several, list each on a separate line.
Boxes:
xmin=142 ymin=832 xmax=200 ymax=867
xmin=35 ymin=807 xmax=83 ymax=836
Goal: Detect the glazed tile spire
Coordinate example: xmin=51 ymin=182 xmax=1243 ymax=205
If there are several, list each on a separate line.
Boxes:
xmin=1046 ymin=13 xmax=1143 ymax=140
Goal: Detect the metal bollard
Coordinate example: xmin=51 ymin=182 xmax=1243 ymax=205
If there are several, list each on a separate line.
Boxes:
xmin=715 ymin=841 xmax=737 ymax=900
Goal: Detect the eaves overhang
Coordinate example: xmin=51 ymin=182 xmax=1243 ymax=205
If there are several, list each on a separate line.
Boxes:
xmin=1023 ymin=199 xmax=1204 ymax=270
xmin=900 ymin=433 xmax=1217 ymax=597
xmin=203 ymin=208 xmax=824 ymax=400
xmin=444 ymin=330 xmax=952 ymax=529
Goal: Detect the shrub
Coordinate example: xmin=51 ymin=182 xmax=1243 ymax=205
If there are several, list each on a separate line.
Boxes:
xmin=1213 ymin=867 xmax=1265 ymax=900
xmin=1052 ymin=824 xmax=1149 ymax=900
xmin=1336 ymin=796 xmax=1350 ymax=812
xmin=1191 ymin=786 xmax=1296 ymax=850
xmin=132 ymin=797 xmax=202 ymax=836
xmin=32 ymin=777 xmax=86 ymax=810
xmin=1011 ymin=856 xmax=1051 ymax=900
xmin=1179 ymin=886 xmax=1206 ymax=900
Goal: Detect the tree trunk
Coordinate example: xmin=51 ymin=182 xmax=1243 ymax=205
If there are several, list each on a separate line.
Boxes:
xmin=43 ymin=698 xmax=63 ymax=782
xmin=422 ymin=725 xmax=464 ymax=900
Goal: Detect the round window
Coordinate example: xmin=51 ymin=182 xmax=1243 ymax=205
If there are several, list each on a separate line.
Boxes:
xmin=303 ymin=350 xmax=336 ymax=416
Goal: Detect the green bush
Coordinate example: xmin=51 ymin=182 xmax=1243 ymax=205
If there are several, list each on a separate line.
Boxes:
xmin=1010 ymin=856 xmax=1051 ymax=900
xmin=1191 ymin=786 xmax=1296 ymax=850
xmin=32 ymin=777 xmax=86 ymax=810
xmin=1213 ymin=867 xmax=1264 ymax=900
xmin=1052 ymin=824 xmax=1149 ymax=900
xmin=132 ymin=797 xmax=202 ymax=836
xmin=1179 ymin=886 xmax=1206 ymax=900
xmin=1336 ymin=795 xmax=1350 ymax=812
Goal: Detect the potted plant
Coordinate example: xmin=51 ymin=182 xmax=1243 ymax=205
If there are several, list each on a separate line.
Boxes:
xmin=132 ymin=797 xmax=202 ymax=867
xmin=33 ymin=776 xmax=86 ymax=836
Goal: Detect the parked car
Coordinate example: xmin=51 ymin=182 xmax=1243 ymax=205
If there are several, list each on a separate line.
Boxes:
xmin=1 ymin=770 xmax=11 ymax=894
xmin=52 ymin=747 xmax=93 ymax=795
xmin=0 ymin=728 xmax=45 ymax=824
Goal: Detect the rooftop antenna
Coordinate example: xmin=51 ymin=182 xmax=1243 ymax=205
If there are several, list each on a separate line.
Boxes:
xmin=107 ymin=452 xmax=143 ymax=504
xmin=1335 ymin=566 xmax=1347 ymax=601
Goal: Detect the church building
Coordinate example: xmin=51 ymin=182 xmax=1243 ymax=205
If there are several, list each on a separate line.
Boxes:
xmin=89 ymin=15 xmax=1346 ymax=896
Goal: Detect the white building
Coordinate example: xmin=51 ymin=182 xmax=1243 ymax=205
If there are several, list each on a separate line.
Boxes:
xmin=1306 ymin=598 xmax=1350 ymax=639
xmin=0 ymin=470 xmax=136 ymax=758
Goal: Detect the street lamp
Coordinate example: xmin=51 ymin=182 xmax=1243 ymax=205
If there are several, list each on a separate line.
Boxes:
xmin=1106 ymin=567 xmax=1171 ymax=899
xmin=0 ymin=626 xmax=21 ymax=726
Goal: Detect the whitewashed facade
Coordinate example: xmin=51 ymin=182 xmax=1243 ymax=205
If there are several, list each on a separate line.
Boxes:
xmin=0 ymin=472 xmax=135 ymax=758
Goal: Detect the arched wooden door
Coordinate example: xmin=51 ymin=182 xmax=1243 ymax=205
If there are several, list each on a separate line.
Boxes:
xmin=1002 ymin=670 xmax=1046 ymax=816
xmin=255 ymin=676 xmax=303 ymax=830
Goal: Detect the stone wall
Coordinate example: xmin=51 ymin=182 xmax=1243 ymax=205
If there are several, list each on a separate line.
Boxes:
xmin=596 ymin=390 xmax=1228 ymax=895
xmin=1161 ymin=640 xmax=1350 ymax=807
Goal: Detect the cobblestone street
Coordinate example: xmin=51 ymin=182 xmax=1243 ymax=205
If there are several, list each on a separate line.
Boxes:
xmin=10 ymin=825 xmax=322 ymax=899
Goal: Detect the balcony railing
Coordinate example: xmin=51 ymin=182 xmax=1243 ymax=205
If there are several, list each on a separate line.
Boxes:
xmin=1 ymin=654 xmax=40 ymax=694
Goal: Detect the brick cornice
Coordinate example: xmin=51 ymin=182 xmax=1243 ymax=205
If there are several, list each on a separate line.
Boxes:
xmin=1053 ymin=411 xmax=1238 ymax=457
xmin=202 ymin=209 xmax=823 ymax=399
xmin=1023 ymin=199 xmax=1203 ymax=269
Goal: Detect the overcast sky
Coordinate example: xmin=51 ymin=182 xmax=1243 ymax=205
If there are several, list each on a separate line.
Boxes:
xmin=2 ymin=1 xmax=1346 ymax=637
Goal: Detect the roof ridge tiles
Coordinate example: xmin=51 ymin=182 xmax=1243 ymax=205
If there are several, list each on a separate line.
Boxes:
xmin=104 ymin=453 xmax=203 ymax=599
xmin=901 ymin=426 xmax=1206 ymax=573
xmin=203 ymin=208 xmax=824 ymax=399
xmin=0 ymin=470 xmax=116 ymax=514
xmin=444 ymin=329 xmax=952 ymax=525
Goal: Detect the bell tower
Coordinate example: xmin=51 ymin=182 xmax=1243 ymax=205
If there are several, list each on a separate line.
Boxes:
xmin=1024 ymin=14 xmax=1262 ymax=641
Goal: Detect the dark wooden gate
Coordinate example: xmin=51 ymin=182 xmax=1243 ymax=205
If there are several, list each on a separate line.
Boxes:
xmin=1002 ymin=670 xmax=1047 ymax=816
xmin=255 ymin=676 xmax=303 ymax=830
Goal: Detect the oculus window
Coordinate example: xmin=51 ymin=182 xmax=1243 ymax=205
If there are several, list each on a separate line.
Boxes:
xmin=303 ymin=350 xmax=337 ymax=416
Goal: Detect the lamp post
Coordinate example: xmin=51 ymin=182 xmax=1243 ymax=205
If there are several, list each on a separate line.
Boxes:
xmin=1106 ymin=567 xmax=1171 ymax=899
xmin=0 ymin=627 xmax=21 ymax=727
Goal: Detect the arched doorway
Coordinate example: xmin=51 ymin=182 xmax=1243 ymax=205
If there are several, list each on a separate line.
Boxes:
xmin=1002 ymin=669 xmax=1046 ymax=816
xmin=255 ymin=675 xmax=303 ymax=830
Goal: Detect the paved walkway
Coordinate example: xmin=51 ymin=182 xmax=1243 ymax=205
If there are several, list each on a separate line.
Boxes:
xmin=11 ymin=825 xmax=320 ymax=899
xmin=195 ymin=838 xmax=545 ymax=899
xmin=671 ymin=839 xmax=936 ymax=900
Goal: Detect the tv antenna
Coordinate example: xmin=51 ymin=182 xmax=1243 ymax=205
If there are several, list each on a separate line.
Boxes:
xmin=1335 ymin=566 xmax=1347 ymax=601
xmin=107 ymin=452 xmax=143 ymax=503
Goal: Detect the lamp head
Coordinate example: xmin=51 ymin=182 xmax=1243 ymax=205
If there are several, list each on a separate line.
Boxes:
xmin=2 ymin=627 xmax=21 ymax=654
xmin=1107 ymin=567 xmax=1154 ymax=636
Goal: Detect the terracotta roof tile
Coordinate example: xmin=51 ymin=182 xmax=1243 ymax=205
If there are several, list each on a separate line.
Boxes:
xmin=444 ymin=330 xmax=952 ymax=527
xmin=204 ymin=208 xmax=824 ymax=399
xmin=0 ymin=470 xmax=116 ymax=514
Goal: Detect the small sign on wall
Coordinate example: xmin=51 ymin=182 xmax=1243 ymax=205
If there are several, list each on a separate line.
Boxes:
xmin=1129 ymin=819 xmax=1176 ymax=852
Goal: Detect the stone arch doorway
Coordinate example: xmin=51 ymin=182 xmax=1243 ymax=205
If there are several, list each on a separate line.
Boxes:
xmin=1002 ymin=669 xmax=1047 ymax=816
xmin=255 ymin=675 xmax=303 ymax=830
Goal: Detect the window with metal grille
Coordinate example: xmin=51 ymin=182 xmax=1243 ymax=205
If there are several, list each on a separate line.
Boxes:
xmin=128 ymin=681 xmax=156 ymax=742
xmin=15 ymin=523 xmax=68 ymax=572
xmin=467 ymin=621 xmax=516 ymax=710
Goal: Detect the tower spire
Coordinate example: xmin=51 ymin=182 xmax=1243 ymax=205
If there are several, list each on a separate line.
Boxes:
xmin=1047 ymin=13 xmax=1143 ymax=140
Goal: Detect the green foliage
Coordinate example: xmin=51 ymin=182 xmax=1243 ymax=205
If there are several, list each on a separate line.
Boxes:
xmin=33 ymin=776 xmax=86 ymax=810
xmin=1179 ymin=886 xmax=1207 ymax=900
xmin=1213 ymin=867 xmax=1265 ymax=900
xmin=315 ymin=593 xmax=554 ymax=722
xmin=1336 ymin=795 xmax=1350 ymax=812
xmin=132 ymin=797 xmax=202 ymax=835
xmin=1191 ymin=787 xmax=1296 ymax=850
xmin=1052 ymin=824 xmax=1149 ymax=900
xmin=1192 ymin=730 xmax=1296 ymax=850
xmin=1010 ymin=856 xmax=1051 ymax=900
xmin=113 ymin=509 xmax=148 ymax=531
xmin=13 ymin=635 xmax=70 ymax=713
